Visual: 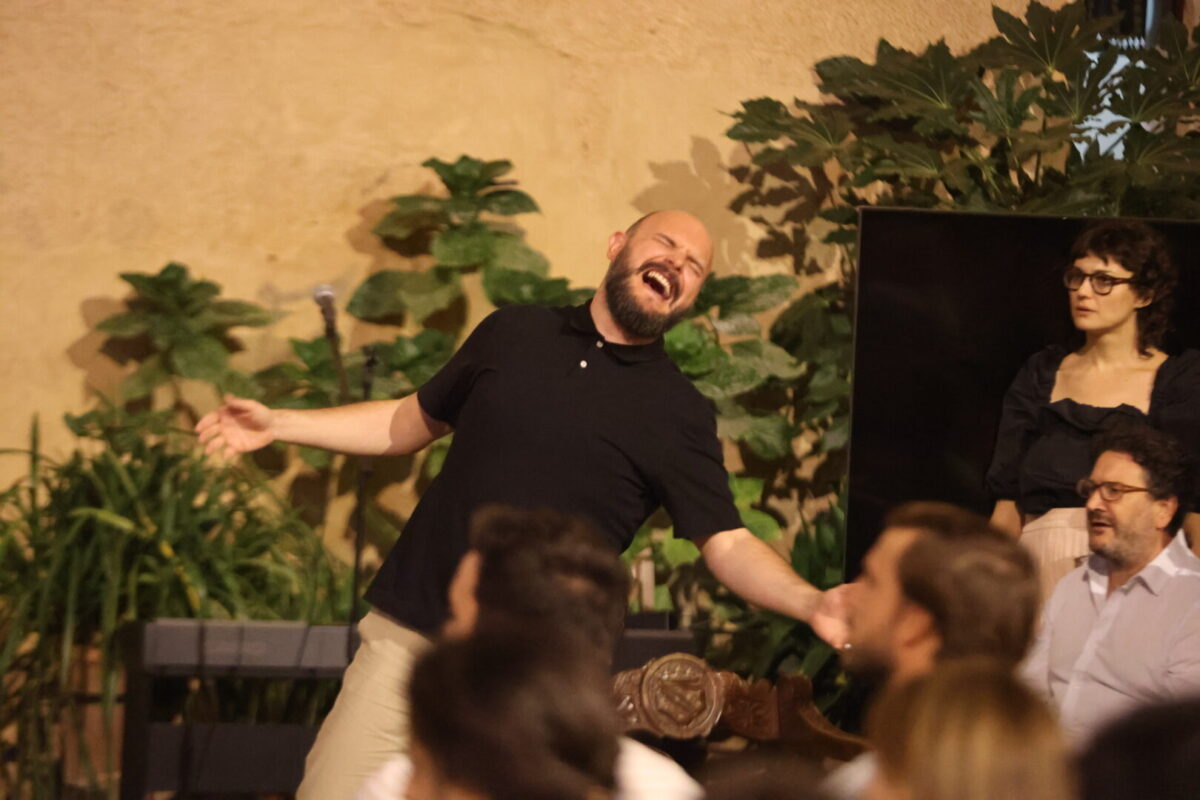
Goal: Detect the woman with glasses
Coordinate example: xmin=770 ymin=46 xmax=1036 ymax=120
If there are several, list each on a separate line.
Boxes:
xmin=985 ymin=218 xmax=1200 ymax=598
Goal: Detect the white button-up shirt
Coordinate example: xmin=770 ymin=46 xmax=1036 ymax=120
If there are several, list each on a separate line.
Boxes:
xmin=1021 ymin=532 xmax=1200 ymax=745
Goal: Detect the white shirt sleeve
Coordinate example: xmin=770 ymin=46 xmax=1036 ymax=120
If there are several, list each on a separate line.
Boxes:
xmin=354 ymin=754 xmax=412 ymax=800
xmin=615 ymin=738 xmax=703 ymax=800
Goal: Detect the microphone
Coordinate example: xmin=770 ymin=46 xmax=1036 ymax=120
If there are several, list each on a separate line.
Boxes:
xmin=312 ymin=283 xmax=351 ymax=404
xmin=313 ymin=284 xmax=337 ymax=336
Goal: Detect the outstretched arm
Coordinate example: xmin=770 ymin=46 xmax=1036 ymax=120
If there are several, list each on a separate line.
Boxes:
xmin=195 ymin=393 xmax=451 ymax=459
xmin=990 ymin=500 xmax=1023 ymax=539
xmin=698 ymin=527 xmax=851 ymax=648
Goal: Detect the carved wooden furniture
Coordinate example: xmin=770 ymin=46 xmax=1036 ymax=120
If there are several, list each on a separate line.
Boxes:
xmin=614 ymin=652 xmax=868 ymax=762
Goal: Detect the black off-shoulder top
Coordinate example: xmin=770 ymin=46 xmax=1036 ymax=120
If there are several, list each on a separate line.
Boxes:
xmin=985 ymin=346 xmax=1200 ymax=517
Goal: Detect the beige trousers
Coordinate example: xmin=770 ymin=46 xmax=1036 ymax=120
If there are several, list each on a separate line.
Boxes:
xmin=1020 ymin=506 xmax=1089 ymax=602
xmin=296 ymin=609 xmax=430 ymax=800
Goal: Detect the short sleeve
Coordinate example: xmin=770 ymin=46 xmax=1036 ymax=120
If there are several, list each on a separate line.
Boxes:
xmin=654 ymin=398 xmax=742 ymax=541
xmin=416 ymin=309 xmax=504 ymax=427
xmin=985 ymin=350 xmax=1056 ymax=502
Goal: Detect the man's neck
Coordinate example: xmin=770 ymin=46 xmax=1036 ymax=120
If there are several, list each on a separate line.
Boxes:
xmin=888 ymin=646 xmax=938 ymax=687
xmin=589 ymin=285 xmax=654 ymax=346
xmin=1105 ymin=531 xmax=1173 ymax=595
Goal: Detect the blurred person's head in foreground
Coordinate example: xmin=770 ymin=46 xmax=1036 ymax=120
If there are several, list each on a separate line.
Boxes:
xmin=1078 ymin=695 xmax=1200 ymax=800
xmin=701 ymin=752 xmax=830 ymax=800
xmin=443 ymin=505 xmax=630 ymax=656
xmin=842 ymin=502 xmax=1040 ymax=686
xmin=865 ymin=659 xmax=1074 ymax=800
xmin=407 ymin=630 xmax=620 ymax=800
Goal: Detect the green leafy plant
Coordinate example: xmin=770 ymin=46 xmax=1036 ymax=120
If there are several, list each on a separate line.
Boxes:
xmin=0 ymin=406 xmax=348 ymax=797
xmin=96 ymin=262 xmax=276 ymax=412
xmin=352 ymin=155 xmax=591 ymax=326
xmin=726 ymin=2 xmax=1200 ymax=256
xmin=712 ymin=0 xmax=1200 ymax=714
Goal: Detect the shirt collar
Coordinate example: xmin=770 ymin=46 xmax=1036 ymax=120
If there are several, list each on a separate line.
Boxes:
xmin=1084 ymin=530 xmax=1199 ymax=597
xmin=565 ymin=301 xmax=667 ymax=364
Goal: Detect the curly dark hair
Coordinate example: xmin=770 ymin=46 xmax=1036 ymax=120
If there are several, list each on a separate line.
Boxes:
xmin=409 ymin=631 xmax=619 ymax=800
xmin=1070 ymin=219 xmax=1177 ymax=354
xmin=469 ymin=505 xmax=630 ymax=655
xmin=1092 ymin=421 xmax=1193 ymax=527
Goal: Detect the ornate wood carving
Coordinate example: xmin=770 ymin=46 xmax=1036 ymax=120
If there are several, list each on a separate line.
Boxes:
xmin=613 ymin=653 xmax=868 ymax=761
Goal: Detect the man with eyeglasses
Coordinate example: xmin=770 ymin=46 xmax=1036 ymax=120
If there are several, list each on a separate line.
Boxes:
xmin=1021 ymin=421 xmax=1200 ymax=745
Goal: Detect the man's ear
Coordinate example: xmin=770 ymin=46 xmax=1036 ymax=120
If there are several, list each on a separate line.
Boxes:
xmin=894 ymin=601 xmax=937 ymax=650
xmin=442 ymin=550 xmax=482 ymax=640
xmin=1153 ymin=495 xmax=1179 ymax=532
xmin=606 ymin=230 xmax=627 ymax=261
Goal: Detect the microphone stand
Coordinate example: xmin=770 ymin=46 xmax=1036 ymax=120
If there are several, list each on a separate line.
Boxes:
xmin=314 ymin=288 xmax=371 ymax=662
xmin=349 ymin=351 xmax=378 ymax=659
xmin=318 ymin=295 xmax=353 ymax=406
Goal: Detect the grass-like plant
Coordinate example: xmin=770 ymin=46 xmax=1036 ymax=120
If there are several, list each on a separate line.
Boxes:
xmin=0 ymin=405 xmax=348 ymax=798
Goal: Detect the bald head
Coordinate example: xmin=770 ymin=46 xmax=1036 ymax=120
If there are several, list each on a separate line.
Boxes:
xmin=593 ymin=209 xmax=714 ymax=343
xmin=622 ymin=210 xmax=714 ymax=272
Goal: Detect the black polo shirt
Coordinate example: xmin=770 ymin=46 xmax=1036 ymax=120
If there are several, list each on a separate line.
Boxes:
xmin=364 ymin=301 xmax=742 ymax=634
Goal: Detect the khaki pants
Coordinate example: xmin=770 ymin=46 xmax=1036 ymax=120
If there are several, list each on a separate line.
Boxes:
xmin=297 ymin=610 xmax=430 ymax=800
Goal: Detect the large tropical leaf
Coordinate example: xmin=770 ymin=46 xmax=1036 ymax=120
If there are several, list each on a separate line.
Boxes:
xmin=817 ymin=40 xmax=975 ymax=137
xmin=346 ymin=268 xmax=462 ymax=324
xmin=431 ymin=222 xmax=495 ymax=268
xmin=971 ymin=1 xmax=1115 ymax=77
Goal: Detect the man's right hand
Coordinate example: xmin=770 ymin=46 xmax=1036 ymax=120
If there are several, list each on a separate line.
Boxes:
xmin=195 ymin=395 xmax=276 ymax=458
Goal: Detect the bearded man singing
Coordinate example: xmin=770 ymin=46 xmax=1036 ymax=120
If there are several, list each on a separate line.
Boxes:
xmin=196 ymin=210 xmax=851 ymax=800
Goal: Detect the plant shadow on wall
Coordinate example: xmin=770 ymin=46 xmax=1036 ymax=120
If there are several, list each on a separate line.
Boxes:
xmin=713 ymin=0 xmax=1200 ymax=726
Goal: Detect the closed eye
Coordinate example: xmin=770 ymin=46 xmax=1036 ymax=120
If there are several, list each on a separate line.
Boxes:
xmin=657 ymin=234 xmax=704 ymax=274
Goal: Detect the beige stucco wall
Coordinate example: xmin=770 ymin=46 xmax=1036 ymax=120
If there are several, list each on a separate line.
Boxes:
xmin=1 ymin=0 xmax=1053 ymax=489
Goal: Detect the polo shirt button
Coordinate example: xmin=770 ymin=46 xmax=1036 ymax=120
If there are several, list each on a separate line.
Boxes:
xmin=596 ymin=340 xmax=604 ymax=348
xmin=580 ymin=360 xmax=588 ymax=368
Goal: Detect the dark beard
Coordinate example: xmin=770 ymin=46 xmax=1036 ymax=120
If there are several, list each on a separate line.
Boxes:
xmin=603 ymin=250 xmax=689 ymax=340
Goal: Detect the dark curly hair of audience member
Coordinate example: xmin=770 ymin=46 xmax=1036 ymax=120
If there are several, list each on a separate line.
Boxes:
xmin=1092 ymin=420 xmax=1193 ymax=527
xmin=408 ymin=630 xmax=620 ymax=800
xmin=1070 ymin=219 xmax=1176 ymax=354
xmin=469 ymin=505 xmax=630 ymax=653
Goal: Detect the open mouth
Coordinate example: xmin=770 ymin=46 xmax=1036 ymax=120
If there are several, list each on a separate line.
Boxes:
xmin=639 ymin=265 xmax=677 ymax=303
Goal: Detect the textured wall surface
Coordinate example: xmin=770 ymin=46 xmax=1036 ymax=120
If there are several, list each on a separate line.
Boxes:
xmin=0 ymin=0 xmax=1052 ymax=485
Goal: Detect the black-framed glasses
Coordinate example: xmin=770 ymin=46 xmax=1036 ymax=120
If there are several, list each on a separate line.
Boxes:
xmin=1076 ymin=478 xmax=1150 ymax=502
xmin=1063 ymin=267 xmax=1135 ymax=296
